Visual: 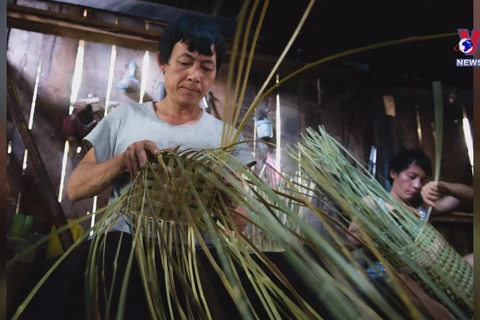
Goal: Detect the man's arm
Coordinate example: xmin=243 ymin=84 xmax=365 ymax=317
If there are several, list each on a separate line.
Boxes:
xmin=438 ymin=181 xmax=473 ymax=202
xmin=421 ymin=181 xmax=473 ymax=214
xmin=346 ymin=196 xmax=421 ymax=247
xmin=347 ymin=219 xmax=362 ymax=246
xmin=67 ymin=140 xmax=160 ymax=201
xmin=66 ymin=148 xmax=124 ymax=201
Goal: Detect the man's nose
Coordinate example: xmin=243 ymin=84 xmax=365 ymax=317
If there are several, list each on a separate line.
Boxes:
xmin=412 ymin=179 xmax=422 ymax=189
xmin=188 ymin=65 xmax=201 ymax=82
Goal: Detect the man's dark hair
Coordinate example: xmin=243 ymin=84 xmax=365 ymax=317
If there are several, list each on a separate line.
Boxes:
xmin=158 ymin=14 xmax=226 ymax=73
xmin=388 ymin=149 xmax=432 ymax=184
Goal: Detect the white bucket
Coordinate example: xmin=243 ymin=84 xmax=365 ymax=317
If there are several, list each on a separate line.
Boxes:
xmin=255 ymin=119 xmax=273 ymax=139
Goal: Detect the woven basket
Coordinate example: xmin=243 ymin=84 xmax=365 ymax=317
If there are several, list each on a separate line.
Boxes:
xmin=382 ymin=222 xmax=473 ymax=309
xmin=130 ymin=151 xmax=222 ymax=227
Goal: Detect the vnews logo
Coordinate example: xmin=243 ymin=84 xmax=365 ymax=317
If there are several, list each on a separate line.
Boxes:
xmin=454 ymin=29 xmax=480 ymax=67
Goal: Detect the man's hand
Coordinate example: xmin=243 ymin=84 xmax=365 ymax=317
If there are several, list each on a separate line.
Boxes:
xmin=122 ymin=140 xmax=160 ymax=180
xmin=421 ymin=181 xmax=472 ymax=214
xmin=215 ymin=174 xmax=251 ymax=233
xmin=216 ymin=177 xmax=240 ymax=211
xmin=347 ymin=219 xmax=363 ymax=246
xmin=347 ymin=196 xmax=423 ymax=246
xmin=421 ymin=181 xmax=442 ymax=208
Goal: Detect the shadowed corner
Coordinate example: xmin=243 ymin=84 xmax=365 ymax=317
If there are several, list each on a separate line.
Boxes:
xmin=1 ymin=0 xmax=8 ymax=318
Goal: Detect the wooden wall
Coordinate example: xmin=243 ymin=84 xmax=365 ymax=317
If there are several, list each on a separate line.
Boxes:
xmin=209 ymin=62 xmax=375 ymax=175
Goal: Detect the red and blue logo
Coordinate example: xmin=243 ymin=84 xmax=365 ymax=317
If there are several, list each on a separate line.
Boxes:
xmin=454 ymin=29 xmax=480 ymax=56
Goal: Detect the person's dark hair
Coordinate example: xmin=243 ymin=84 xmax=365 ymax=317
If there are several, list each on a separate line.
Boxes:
xmin=158 ymin=14 xmax=226 ymax=72
xmin=388 ymin=149 xmax=432 ymax=184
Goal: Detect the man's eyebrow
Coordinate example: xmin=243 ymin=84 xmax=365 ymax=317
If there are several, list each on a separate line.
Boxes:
xmin=179 ymin=52 xmax=214 ymax=64
xmin=179 ymin=52 xmax=195 ymax=59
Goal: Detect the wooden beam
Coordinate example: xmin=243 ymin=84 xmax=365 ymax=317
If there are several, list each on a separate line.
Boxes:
xmin=7 ymin=66 xmax=74 ymax=252
xmin=430 ymin=215 xmax=473 ymax=224
xmin=7 ymin=3 xmax=161 ymax=52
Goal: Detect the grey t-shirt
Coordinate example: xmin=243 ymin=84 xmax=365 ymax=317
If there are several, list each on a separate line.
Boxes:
xmin=84 ymin=101 xmax=254 ymax=242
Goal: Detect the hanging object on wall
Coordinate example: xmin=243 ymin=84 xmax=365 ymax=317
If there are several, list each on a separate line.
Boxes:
xmin=117 ymin=60 xmax=140 ymax=93
xmin=254 ymin=110 xmax=273 ymax=140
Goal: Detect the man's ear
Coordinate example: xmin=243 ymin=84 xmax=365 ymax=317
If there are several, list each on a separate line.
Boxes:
xmin=389 ymin=169 xmax=398 ymax=181
xmin=157 ymin=52 xmax=165 ymax=73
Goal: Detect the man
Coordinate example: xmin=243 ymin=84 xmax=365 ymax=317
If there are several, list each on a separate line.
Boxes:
xmin=385 ymin=149 xmax=432 ymax=210
xmin=347 ymin=149 xmax=432 ymax=247
xmin=347 ymin=149 xmax=471 ymax=319
xmin=387 ymin=149 xmax=473 ymax=218
xmin=61 ymin=15 xmax=341 ymax=320
xmin=349 ymin=149 xmax=473 ymax=242
xmin=12 ymin=14 xmax=258 ymax=320
xmin=66 ymin=14 xmax=253 ymax=238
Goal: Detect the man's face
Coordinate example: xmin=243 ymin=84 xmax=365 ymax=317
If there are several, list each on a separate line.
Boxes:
xmin=390 ymin=163 xmax=428 ymax=203
xmin=160 ymin=42 xmax=217 ymax=108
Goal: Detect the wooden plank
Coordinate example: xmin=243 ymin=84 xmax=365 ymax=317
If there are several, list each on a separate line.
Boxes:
xmin=412 ymin=87 xmax=472 ymax=185
xmin=391 ymin=87 xmax=421 ymax=150
xmin=6 ymin=28 xmax=43 ymax=210
xmin=439 ymin=97 xmax=472 ymax=184
xmin=7 ymin=68 xmax=74 ymax=251
xmin=276 ymin=79 xmax=300 ymax=172
xmin=414 ymin=89 xmax=436 ymax=176
xmin=297 ymin=77 xmax=319 ymax=135
xmin=143 ymin=50 xmax=164 ymax=103
xmin=7 ymin=3 xmax=161 ymax=52
xmin=6 ymin=1 xmax=49 ymax=213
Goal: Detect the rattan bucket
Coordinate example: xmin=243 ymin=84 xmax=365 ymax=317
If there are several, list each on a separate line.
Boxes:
xmin=383 ymin=222 xmax=473 ymax=310
xmin=130 ymin=151 xmax=223 ymax=227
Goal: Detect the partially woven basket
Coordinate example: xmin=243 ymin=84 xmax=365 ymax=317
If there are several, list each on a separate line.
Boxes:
xmin=130 ymin=151 xmax=223 ymax=227
xmin=382 ymin=222 xmax=473 ymax=310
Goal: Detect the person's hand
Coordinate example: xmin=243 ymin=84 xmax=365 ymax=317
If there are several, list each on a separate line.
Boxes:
xmin=121 ymin=140 xmax=160 ymax=180
xmin=421 ymin=181 xmax=443 ymax=208
xmin=214 ymin=172 xmax=252 ymax=231
xmin=347 ymin=219 xmax=363 ymax=246
xmin=216 ymin=177 xmax=240 ymax=211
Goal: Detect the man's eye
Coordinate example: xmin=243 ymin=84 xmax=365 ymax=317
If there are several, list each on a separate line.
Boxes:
xmin=202 ymin=67 xmax=213 ymax=72
xmin=179 ymin=61 xmax=189 ymax=66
